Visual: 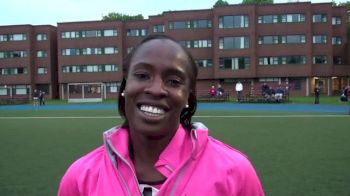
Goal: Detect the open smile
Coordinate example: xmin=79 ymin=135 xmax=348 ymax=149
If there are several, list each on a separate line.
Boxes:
xmin=139 ymin=104 xmax=166 ymax=117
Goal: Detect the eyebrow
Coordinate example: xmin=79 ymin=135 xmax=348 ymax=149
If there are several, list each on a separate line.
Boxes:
xmin=131 ymin=62 xmax=187 ymax=79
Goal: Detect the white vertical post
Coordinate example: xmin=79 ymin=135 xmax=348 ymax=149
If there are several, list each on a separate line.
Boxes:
xmin=327 ymin=78 xmax=331 ymax=96
xmin=103 ymin=83 xmax=106 ymax=99
xmin=61 ymin=84 xmax=64 ymax=99
xmin=82 ymin=84 xmax=84 ymax=99
xmin=306 ymin=78 xmax=309 ymax=96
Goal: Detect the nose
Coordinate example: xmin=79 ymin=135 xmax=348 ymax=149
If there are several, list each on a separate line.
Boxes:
xmin=144 ymin=76 xmax=167 ymax=97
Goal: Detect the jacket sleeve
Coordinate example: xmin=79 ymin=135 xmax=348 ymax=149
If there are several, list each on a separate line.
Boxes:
xmin=232 ymin=155 xmax=265 ymax=196
xmin=57 ymin=163 xmax=80 ymax=196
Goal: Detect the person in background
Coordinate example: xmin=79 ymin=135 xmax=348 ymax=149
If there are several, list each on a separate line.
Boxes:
xmin=39 ymin=91 xmax=45 ymax=106
xmin=58 ymin=35 xmax=264 ymax=196
xmin=261 ymin=83 xmax=269 ymax=97
xmin=275 ymin=86 xmax=284 ymax=102
xmin=216 ymin=84 xmax=224 ymax=97
xmin=33 ymin=89 xmax=39 ymax=107
xmin=314 ymin=83 xmax=321 ymax=104
xmin=210 ymin=85 xmax=216 ymax=97
xmin=235 ymin=81 xmax=243 ymax=102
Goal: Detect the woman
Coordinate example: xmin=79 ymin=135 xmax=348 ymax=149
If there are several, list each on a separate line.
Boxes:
xmin=58 ymin=35 xmax=264 ymax=196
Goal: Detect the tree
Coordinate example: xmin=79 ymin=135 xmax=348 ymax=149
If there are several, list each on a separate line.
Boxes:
xmin=102 ymin=12 xmax=144 ymax=21
xmin=336 ymin=1 xmax=350 ymax=41
xmin=241 ymin=0 xmax=273 ymax=5
xmin=214 ymin=0 xmax=229 ymax=7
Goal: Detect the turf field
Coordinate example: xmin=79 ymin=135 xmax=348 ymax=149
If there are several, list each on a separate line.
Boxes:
xmin=0 ymin=105 xmax=349 ymax=196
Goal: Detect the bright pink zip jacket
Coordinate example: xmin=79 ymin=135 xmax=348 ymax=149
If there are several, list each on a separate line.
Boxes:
xmin=58 ymin=123 xmax=264 ymax=196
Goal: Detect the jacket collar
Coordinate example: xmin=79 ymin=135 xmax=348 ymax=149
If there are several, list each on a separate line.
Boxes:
xmin=103 ymin=123 xmax=209 ymax=177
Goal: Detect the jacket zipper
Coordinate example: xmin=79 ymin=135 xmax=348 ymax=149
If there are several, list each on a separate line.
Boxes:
xmin=106 ymin=139 xmax=142 ymax=196
xmin=169 ymin=129 xmax=198 ymax=196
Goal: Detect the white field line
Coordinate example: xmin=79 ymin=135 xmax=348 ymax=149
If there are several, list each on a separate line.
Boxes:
xmin=0 ymin=114 xmax=349 ymax=119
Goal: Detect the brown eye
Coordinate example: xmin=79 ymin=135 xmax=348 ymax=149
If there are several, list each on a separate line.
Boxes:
xmin=133 ymin=72 xmax=150 ymax=81
xmin=166 ymin=77 xmax=184 ymax=88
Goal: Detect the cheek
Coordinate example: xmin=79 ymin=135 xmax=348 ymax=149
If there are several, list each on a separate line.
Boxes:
xmin=174 ymin=89 xmax=190 ymax=105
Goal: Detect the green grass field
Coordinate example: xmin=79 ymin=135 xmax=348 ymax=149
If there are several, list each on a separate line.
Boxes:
xmin=0 ymin=108 xmax=349 ymax=196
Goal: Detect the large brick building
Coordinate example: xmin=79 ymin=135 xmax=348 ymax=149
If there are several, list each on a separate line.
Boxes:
xmin=0 ymin=25 xmax=57 ymax=99
xmin=1 ymin=2 xmax=349 ymax=101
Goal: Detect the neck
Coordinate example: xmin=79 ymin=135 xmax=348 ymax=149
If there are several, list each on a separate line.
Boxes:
xmin=128 ymin=128 xmax=176 ymax=182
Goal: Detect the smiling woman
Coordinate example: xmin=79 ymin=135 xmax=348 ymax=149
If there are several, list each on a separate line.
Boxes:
xmin=58 ymin=35 xmax=264 ymax=196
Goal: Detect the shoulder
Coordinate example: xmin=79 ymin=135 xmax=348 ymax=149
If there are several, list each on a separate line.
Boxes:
xmin=206 ymin=137 xmax=252 ymax=168
xmin=198 ymin=137 xmax=264 ymax=195
xmin=58 ymin=146 xmax=105 ymax=195
xmin=64 ymin=146 xmax=105 ymax=176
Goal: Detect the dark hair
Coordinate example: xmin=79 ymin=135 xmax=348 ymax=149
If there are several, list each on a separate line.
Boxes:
xmin=118 ymin=34 xmax=198 ymax=130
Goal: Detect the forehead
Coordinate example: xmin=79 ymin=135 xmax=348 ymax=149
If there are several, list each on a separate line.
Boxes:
xmin=130 ymin=39 xmax=190 ymax=72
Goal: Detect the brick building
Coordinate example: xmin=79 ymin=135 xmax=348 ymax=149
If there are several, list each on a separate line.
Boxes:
xmin=0 ymin=25 xmax=57 ymax=99
xmin=1 ymin=2 xmax=349 ymax=101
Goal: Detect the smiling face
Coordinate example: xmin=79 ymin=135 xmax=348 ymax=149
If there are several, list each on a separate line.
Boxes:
xmin=123 ymin=39 xmax=191 ymax=138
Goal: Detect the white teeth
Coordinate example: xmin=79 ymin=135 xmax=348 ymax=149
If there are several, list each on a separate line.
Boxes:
xmin=140 ymin=105 xmax=165 ymax=115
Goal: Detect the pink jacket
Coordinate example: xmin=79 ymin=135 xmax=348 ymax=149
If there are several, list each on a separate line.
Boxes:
xmin=58 ymin=123 xmax=264 ymax=196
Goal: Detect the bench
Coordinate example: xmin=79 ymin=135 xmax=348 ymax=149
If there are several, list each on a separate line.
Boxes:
xmin=238 ymin=93 xmax=289 ymax=103
xmin=197 ymin=92 xmax=230 ymax=102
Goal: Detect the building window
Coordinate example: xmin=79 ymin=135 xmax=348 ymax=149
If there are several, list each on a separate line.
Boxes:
xmin=153 ymin=25 xmax=165 ymax=33
xmin=10 ymin=34 xmax=27 ymax=41
xmin=180 ymin=40 xmax=212 ymax=48
xmin=103 ymin=29 xmax=117 ymax=36
xmin=313 ymin=14 xmax=327 ymax=23
xmin=259 ymin=56 xmax=306 ymax=65
xmin=169 ymin=20 xmax=211 ymax=29
xmin=63 ymin=47 xmax=117 ymax=56
xmin=219 ymin=57 xmax=250 ymax=70
xmin=258 ymin=36 xmax=279 ymax=44
xmin=219 ymin=37 xmax=249 ymax=49
xmin=37 ymin=50 xmax=47 ymax=58
xmin=332 ymin=16 xmax=342 ymax=25
xmin=258 ymin=15 xmax=278 ymax=24
xmin=62 ymin=48 xmax=79 ymax=56
xmin=61 ymin=30 xmax=117 ymax=38
xmin=193 ymin=20 xmax=212 ymax=28
xmin=169 ymin=21 xmax=190 ymax=29
xmin=104 ymin=47 xmax=118 ymax=54
xmin=0 ymin=87 xmax=8 ymax=95
xmin=282 ymin=56 xmax=306 ymax=64
xmin=0 ymin=34 xmax=27 ymax=42
xmin=313 ymin=35 xmax=327 ymax=44
xmin=258 ymin=57 xmax=279 ymax=65
xmin=82 ymin=30 xmax=102 ymax=38
xmin=332 ymin=37 xmax=342 ymax=45
xmin=281 ymin=14 xmax=305 ymax=23
xmin=37 ymin=67 xmax=47 ymax=74
xmin=36 ymin=34 xmax=47 ymax=41
xmin=15 ymin=85 xmax=29 ymax=95
xmin=0 ymin=67 xmax=28 ymax=75
xmin=61 ymin=31 xmax=80 ymax=39
xmin=333 ymin=56 xmax=343 ymax=65
xmin=62 ymin=64 xmax=118 ymax=73
xmin=196 ymin=59 xmax=213 ymax=68
xmin=0 ymin=35 xmax=8 ymax=42
xmin=0 ymin=51 xmax=27 ymax=59
xmin=127 ymin=29 xmax=148 ymax=36
xmin=219 ymin=15 xmax=249 ymax=28
xmin=105 ymin=82 xmax=119 ymax=93
xmin=281 ymin=35 xmax=306 ymax=44
xmin=313 ymin=55 xmax=327 ymax=64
